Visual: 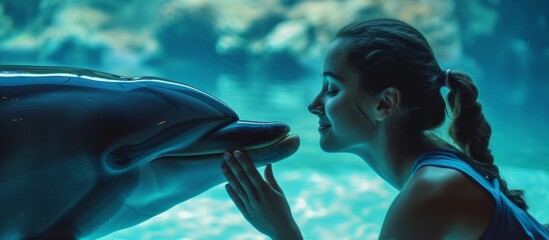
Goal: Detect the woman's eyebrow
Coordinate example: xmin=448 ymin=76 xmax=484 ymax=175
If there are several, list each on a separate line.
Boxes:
xmin=321 ymin=71 xmax=344 ymax=82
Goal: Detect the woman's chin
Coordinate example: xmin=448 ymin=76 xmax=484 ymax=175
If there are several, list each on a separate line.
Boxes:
xmin=319 ymin=139 xmax=339 ymax=153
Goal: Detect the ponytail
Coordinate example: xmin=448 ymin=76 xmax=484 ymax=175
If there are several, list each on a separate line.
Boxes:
xmin=445 ymin=71 xmax=528 ymax=210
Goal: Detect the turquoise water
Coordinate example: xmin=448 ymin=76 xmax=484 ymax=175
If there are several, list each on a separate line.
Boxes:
xmin=1 ymin=0 xmax=548 ymax=239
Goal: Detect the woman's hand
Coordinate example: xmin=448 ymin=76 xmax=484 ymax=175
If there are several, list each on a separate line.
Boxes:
xmin=222 ymin=150 xmax=303 ymax=240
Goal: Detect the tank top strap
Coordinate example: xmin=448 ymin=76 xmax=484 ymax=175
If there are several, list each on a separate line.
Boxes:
xmin=410 ymin=148 xmax=498 ymax=195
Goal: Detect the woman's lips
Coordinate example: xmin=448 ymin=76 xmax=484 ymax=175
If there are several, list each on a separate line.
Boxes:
xmin=318 ymin=124 xmax=331 ymax=131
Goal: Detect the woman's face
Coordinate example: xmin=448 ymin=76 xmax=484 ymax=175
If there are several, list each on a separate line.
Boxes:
xmin=308 ymin=38 xmax=379 ymax=153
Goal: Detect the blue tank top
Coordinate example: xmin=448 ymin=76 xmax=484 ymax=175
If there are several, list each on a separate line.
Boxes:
xmin=410 ymin=149 xmax=549 ymax=240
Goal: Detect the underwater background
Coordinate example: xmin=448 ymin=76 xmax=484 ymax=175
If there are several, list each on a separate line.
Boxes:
xmin=1 ymin=0 xmax=548 ymax=239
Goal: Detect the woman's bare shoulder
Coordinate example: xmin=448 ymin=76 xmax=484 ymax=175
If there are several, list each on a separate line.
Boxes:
xmin=379 ymin=166 xmax=494 ymax=239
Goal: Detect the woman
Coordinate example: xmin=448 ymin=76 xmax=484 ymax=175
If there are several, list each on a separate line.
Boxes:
xmin=220 ymin=18 xmax=549 ymax=239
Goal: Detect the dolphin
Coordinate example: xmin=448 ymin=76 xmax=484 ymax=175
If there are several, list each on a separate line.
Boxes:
xmin=0 ymin=66 xmax=300 ymax=239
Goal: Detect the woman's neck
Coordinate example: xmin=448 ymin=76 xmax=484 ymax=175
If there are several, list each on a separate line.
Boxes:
xmin=356 ymin=132 xmax=435 ymax=190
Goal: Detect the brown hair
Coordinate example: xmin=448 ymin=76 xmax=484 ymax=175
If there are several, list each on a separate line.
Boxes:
xmin=336 ymin=18 xmax=527 ymax=210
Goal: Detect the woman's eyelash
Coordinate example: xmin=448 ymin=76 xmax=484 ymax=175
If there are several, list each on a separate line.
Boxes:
xmin=322 ymin=82 xmax=339 ymax=96
xmin=326 ymin=89 xmax=339 ymax=96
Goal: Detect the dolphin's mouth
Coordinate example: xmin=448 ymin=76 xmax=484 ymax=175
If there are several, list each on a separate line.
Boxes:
xmin=158 ymin=121 xmax=300 ymax=165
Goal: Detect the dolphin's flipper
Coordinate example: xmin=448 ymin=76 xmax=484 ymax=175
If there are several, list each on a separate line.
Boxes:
xmin=0 ymin=65 xmax=300 ymax=239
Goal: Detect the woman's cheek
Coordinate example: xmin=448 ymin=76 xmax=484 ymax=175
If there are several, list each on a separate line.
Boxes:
xmin=324 ymin=98 xmax=340 ymax=120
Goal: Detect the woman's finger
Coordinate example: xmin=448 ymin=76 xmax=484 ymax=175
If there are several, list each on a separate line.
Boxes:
xmin=265 ymin=164 xmax=284 ymax=194
xmin=224 ymin=151 xmax=260 ymax=201
xmin=233 ymin=151 xmax=270 ymax=193
xmin=225 ymin=184 xmax=247 ymax=215
xmin=222 ymin=153 xmax=248 ymax=201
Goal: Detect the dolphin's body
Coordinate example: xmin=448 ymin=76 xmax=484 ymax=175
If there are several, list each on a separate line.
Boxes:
xmin=0 ymin=66 xmax=299 ymax=239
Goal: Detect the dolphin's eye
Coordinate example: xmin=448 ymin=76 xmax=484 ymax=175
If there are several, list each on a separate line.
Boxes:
xmin=114 ymin=156 xmax=131 ymax=165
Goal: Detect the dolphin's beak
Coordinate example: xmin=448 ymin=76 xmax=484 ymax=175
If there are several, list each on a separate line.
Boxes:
xmin=160 ymin=120 xmax=300 ymax=165
xmin=179 ymin=121 xmax=290 ymax=155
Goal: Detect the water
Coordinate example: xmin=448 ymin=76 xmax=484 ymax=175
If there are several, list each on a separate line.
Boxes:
xmin=1 ymin=0 xmax=548 ymax=239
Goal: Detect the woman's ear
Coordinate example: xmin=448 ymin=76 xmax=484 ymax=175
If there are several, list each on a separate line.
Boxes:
xmin=374 ymin=87 xmax=401 ymax=121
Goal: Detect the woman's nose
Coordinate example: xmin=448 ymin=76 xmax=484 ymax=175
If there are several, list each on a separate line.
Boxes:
xmin=308 ymin=94 xmax=324 ymax=115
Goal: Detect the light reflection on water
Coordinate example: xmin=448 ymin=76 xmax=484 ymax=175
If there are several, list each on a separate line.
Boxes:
xmin=99 ymin=74 xmax=549 ymax=239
